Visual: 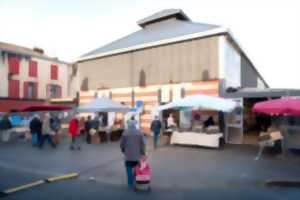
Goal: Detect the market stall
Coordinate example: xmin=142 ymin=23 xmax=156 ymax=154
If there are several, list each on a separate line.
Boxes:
xmin=155 ymin=94 xmax=239 ymax=148
xmin=0 ymin=104 xmax=72 ymax=143
xmin=77 ymin=97 xmax=130 ymax=142
xmin=252 ymin=97 xmax=300 ymax=159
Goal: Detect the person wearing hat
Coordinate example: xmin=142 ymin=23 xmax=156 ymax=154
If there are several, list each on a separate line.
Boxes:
xmin=120 ymin=118 xmax=145 ymax=188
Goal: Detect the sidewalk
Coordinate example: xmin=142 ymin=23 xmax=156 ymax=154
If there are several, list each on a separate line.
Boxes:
xmin=1 ymin=135 xmax=300 ymax=199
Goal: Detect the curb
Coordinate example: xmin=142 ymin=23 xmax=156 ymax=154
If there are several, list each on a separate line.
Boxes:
xmin=265 ymin=179 xmax=300 ymax=187
xmin=45 ymin=173 xmax=79 ymax=183
xmin=0 ymin=173 xmax=79 ymax=198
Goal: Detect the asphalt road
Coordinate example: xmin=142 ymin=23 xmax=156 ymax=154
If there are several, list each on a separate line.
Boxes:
xmin=1 ymin=136 xmax=300 ymax=199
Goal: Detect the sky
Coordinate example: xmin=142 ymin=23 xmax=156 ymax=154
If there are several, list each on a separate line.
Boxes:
xmin=0 ymin=0 xmax=299 ymax=89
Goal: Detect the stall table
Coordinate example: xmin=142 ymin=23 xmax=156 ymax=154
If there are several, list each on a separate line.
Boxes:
xmin=170 ymin=131 xmax=223 ymax=148
xmin=1 ymin=127 xmax=30 ymax=142
xmin=99 ymin=127 xmax=124 ymax=142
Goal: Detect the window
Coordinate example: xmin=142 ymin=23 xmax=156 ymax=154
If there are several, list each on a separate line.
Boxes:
xmin=29 ymin=60 xmax=38 ymax=77
xmin=50 ymin=64 xmax=58 ymax=80
xmin=23 ymin=82 xmax=38 ymax=99
xmin=8 ymin=56 xmax=20 ymax=75
xmin=47 ymin=84 xmax=61 ymax=98
xmin=8 ymin=80 xmax=20 ymax=98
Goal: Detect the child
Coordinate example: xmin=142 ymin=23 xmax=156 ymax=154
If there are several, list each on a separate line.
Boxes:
xmin=133 ymin=155 xmax=151 ymax=191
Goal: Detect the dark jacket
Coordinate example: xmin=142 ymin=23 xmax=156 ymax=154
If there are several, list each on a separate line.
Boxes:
xmin=29 ymin=117 xmax=42 ymax=134
xmin=85 ymin=119 xmax=93 ymax=132
xmin=120 ymin=126 xmax=145 ymax=162
xmin=0 ymin=117 xmax=12 ymax=130
xmin=151 ymin=120 xmax=162 ymax=134
xmin=50 ymin=117 xmax=61 ymax=132
xmin=91 ymin=118 xmax=100 ymax=130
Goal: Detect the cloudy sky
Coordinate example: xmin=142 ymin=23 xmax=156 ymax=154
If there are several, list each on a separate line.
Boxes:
xmin=0 ymin=0 xmax=299 ymax=89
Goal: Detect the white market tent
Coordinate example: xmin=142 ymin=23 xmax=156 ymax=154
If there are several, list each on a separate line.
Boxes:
xmin=77 ymin=97 xmax=130 ymax=113
xmin=155 ymin=94 xmax=239 ymax=113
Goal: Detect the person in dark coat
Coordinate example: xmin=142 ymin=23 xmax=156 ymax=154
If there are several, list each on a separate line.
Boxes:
xmin=151 ymin=116 xmax=162 ymax=149
xmin=203 ymin=116 xmax=215 ymax=129
xmin=50 ymin=115 xmax=61 ymax=145
xmin=0 ymin=115 xmax=12 ymax=130
xmin=120 ymin=119 xmax=145 ymax=188
xmin=0 ymin=115 xmax=12 ymax=142
xmin=85 ymin=115 xmax=93 ymax=144
xmin=29 ymin=115 xmax=42 ymax=146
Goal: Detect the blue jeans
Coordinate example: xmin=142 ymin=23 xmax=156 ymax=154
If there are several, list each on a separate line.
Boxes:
xmin=153 ymin=132 xmax=160 ymax=148
xmin=125 ymin=161 xmax=138 ymax=187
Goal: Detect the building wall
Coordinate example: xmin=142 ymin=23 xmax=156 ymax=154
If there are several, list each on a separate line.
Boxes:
xmin=218 ymin=35 xmax=241 ymax=90
xmin=0 ymin=54 xmax=70 ymax=99
xmin=0 ymin=54 xmax=9 ymax=97
xmin=218 ymin=35 xmax=267 ymax=97
xmin=241 ymin=55 xmax=263 ymax=88
xmin=78 ymin=36 xmax=219 ymax=90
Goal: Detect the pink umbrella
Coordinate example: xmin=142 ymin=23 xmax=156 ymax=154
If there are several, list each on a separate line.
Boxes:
xmin=252 ymin=97 xmax=300 ymax=116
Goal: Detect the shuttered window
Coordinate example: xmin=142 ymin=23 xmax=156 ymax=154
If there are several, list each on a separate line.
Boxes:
xmin=46 ymin=84 xmax=62 ymax=98
xmin=29 ymin=60 xmax=38 ymax=77
xmin=33 ymin=82 xmax=38 ymax=99
xmin=50 ymin=64 xmax=58 ymax=80
xmin=8 ymin=56 xmax=20 ymax=74
xmin=8 ymin=80 xmax=20 ymax=98
xmin=57 ymin=85 xmax=62 ymax=98
xmin=23 ymin=82 xmax=29 ymax=98
xmin=23 ymin=82 xmax=38 ymax=99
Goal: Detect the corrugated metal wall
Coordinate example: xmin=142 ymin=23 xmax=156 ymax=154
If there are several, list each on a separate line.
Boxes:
xmin=78 ymin=36 xmax=219 ymax=90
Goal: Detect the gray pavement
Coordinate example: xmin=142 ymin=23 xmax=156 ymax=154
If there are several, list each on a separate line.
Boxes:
xmin=1 ymin=135 xmax=300 ymax=199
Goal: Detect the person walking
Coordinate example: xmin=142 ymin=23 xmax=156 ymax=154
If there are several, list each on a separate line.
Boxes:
xmin=29 ymin=114 xmax=42 ymax=146
xmin=79 ymin=117 xmax=85 ymax=135
xmin=120 ymin=119 xmax=145 ymax=188
xmin=39 ymin=113 xmax=56 ymax=149
xmin=0 ymin=114 xmax=12 ymax=142
xmin=85 ymin=115 xmax=92 ymax=144
xmin=151 ymin=116 xmax=162 ymax=149
xmin=69 ymin=115 xmax=80 ymax=150
xmin=50 ymin=114 xmax=61 ymax=145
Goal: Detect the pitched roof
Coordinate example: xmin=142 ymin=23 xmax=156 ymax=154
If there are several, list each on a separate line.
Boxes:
xmin=0 ymin=41 xmax=69 ymax=64
xmin=79 ymin=9 xmax=220 ymax=61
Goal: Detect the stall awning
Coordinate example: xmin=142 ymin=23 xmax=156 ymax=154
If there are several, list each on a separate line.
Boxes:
xmin=77 ymin=97 xmax=130 ymax=113
xmin=155 ymin=94 xmax=239 ymax=113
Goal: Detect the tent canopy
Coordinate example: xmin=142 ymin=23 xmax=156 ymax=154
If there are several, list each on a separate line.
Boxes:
xmin=77 ymin=97 xmax=130 ymax=113
xmin=252 ymin=97 xmax=300 ymax=116
xmin=155 ymin=94 xmax=239 ymax=113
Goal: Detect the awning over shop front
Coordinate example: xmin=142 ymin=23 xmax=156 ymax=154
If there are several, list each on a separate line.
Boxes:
xmin=0 ymin=99 xmax=45 ymax=112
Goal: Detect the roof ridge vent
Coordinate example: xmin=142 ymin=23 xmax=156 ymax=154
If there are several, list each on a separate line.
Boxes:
xmin=137 ymin=9 xmax=190 ymax=28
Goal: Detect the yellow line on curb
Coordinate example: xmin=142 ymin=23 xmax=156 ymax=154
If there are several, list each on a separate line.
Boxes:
xmin=4 ymin=180 xmax=45 ymax=194
xmin=1 ymin=172 xmax=79 ymax=196
xmin=46 ymin=173 xmax=79 ymax=182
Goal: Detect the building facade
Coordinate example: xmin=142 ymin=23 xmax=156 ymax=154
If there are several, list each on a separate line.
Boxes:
xmin=76 ymin=9 xmax=268 ymax=133
xmin=0 ymin=42 xmax=72 ymax=112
